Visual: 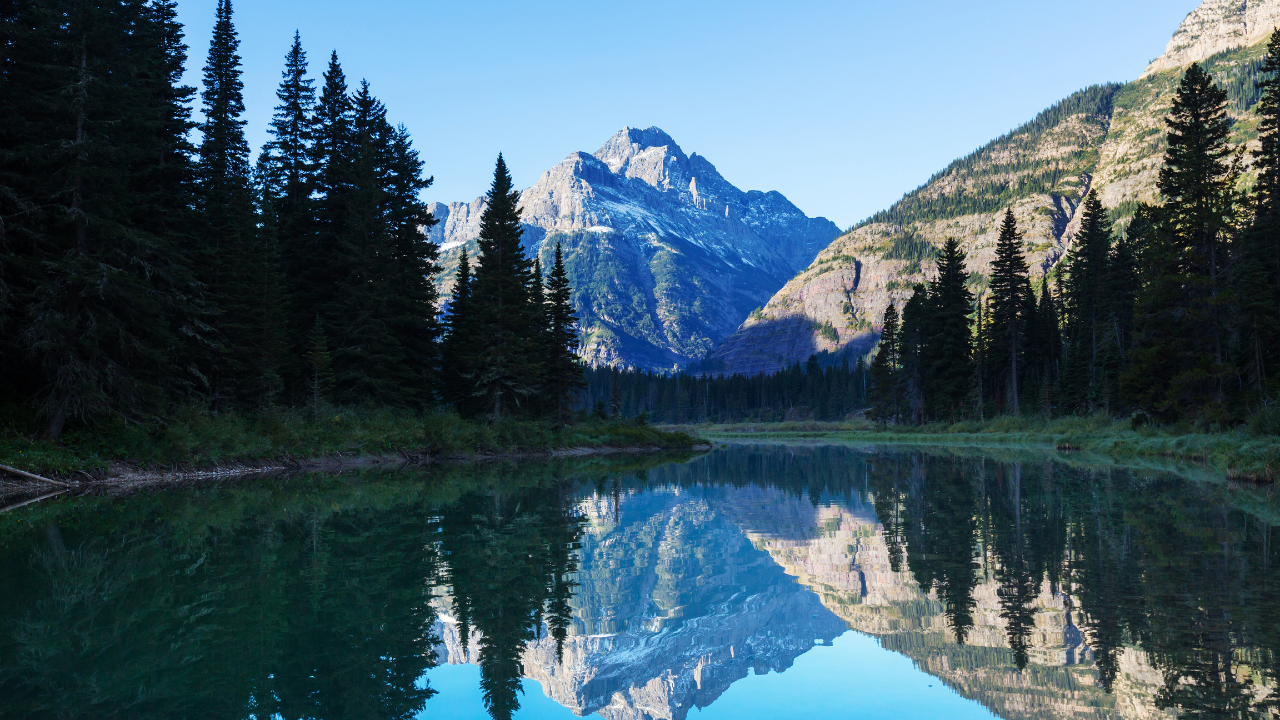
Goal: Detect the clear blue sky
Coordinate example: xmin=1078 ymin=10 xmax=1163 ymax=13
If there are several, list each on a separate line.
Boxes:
xmin=174 ymin=0 xmax=1201 ymax=228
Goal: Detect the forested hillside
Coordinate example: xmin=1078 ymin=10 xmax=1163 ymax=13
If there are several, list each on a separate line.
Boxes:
xmin=667 ymin=30 xmax=1280 ymax=426
xmin=707 ymin=5 xmax=1279 ymax=376
xmin=0 ymin=0 xmax=583 ymax=438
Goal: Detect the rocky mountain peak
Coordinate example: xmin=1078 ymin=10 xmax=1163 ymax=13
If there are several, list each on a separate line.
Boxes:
xmin=593 ymin=125 xmax=692 ymax=192
xmin=427 ymin=126 xmax=839 ymax=370
xmin=1143 ymin=0 xmax=1280 ymax=76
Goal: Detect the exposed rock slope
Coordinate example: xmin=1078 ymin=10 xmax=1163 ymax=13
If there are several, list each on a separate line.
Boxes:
xmin=427 ymin=127 xmax=839 ymax=371
xmin=706 ymin=0 xmax=1274 ymax=375
xmin=1142 ymin=0 xmax=1280 ymax=77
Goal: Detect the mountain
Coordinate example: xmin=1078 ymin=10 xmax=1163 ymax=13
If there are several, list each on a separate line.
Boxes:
xmin=430 ymin=484 xmax=849 ymax=720
xmin=704 ymin=0 xmax=1275 ymax=375
xmin=427 ymin=474 xmax=1171 ymax=720
xmin=427 ymin=127 xmax=840 ymax=371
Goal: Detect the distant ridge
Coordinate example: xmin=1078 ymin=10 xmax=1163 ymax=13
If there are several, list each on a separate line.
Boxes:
xmin=428 ymin=127 xmax=839 ymax=371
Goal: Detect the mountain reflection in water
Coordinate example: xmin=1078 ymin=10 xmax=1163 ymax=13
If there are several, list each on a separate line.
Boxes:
xmin=1 ymin=445 xmax=1278 ymax=720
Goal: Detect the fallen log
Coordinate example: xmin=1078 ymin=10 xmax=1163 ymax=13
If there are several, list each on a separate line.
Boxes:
xmin=0 ymin=464 xmax=71 ymax=488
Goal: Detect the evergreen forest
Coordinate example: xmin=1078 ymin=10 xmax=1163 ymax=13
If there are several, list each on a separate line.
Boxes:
xmin=603 ymin=38 xmax=1280 ymax=429
xmin=0 ymin=0 xmax=584 ymax=439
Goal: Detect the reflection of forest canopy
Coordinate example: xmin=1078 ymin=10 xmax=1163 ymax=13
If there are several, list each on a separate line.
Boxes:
xmin=0 ymin=461 xmax=612 ymax=720
xmin=868 ymin=450 xmax=1280 ymax=713
xmin=0 ymin=487 xmax=441 ymax=720
xmin=437 ymin=483 xmax=585 ymax=720
xmin=2 ymin=448 xmax=1279 ymax=719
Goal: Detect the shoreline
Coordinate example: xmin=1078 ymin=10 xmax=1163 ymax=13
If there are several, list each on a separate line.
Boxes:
xmin=670 ymin=420 xmax=1280 ymax=482
xmin=0 ymin=441 xmax=712 ymax=509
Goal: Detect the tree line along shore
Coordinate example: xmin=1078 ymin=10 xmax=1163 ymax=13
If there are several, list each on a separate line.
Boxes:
xmin=5 ymin=2 xmax=1280 ymax=479
xmin=581 ymin=46 xmax=1280 ymax=450
xmin=0 ymin=0 xmax=702 ymax=474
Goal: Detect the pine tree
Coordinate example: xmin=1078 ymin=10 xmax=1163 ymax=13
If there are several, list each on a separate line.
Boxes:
xmin=1061 ymin=191 xmax=1112 ymax=413
xmin=1036 ymin=280 xmax=1062 ymax=414
xmin=528 ymin=257 xmax=551 ymax=416
xmin=470 ymin=155 xmax=538 ymax=419
xmin=330 ymin=79 xmax=399 ymax=404
xmin=380 ymin=122 xmax=442 ymax=404
xmin=870 ymin=303 xmax=900 ymax=422
xmin=5 ymin=0 xmax=207 ymax=435
xmin=1238 ymin=29 xmax=1280 ymax=398
xmin=986 ymin=209 xmax=1030 ymax=415
xmin=1020 ymin=276 xmax=1044 ymax=413
xmin=261 ymin=31 xmax=316 ymax=389
xmin=263 ymin=32 xmax=315 ymax=248
xmin=924 ymin=238 xmax=974 ymax=421
xmin=899 ymin=285 xmax=929 ymax=425
xmin=1158 ymin=62 xmax=1237 ymax=405
xmin=197 ymin=0 xmax=260 ymax=405
xmin=1127 ymin=64 xmax=1239 ymax=418
xmin=298 ymin=51 xmax=353 ymax=356
xmin=543 ymin=243 xmax=585 ymax=424
xmin=442 ymin=248 xmax=478 ymax=411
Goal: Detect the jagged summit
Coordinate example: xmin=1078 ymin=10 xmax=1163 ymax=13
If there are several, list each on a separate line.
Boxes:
xmin=594 ymin=126 xmax=689 ymax=181
xmin=1143 ymin=0 xmax=1280 ymax=76
xmin=426 ymin=126 xmax=840 ymax=370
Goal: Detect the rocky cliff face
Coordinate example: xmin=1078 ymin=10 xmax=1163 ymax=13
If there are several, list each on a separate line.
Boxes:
xmin=427 ymin=127 xmax=840 ymax=371
xmin=705 ymin=0 xmax=1274 ymax=375
xmin=1143 ymin=0 xmax=1280 ymax=77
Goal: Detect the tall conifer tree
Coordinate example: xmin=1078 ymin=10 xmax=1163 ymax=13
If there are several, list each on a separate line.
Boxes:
xmin=442 ymin=248 xmax=477 ymax=412
xmin=870 ymin=303 xmax=900 ymax=422
xmin=986 ymin=209 xmax=1030 ymax=415
xmin=261 ymin=32 xmax=316 ymax=390
xmin=899 ymin=285 xmax=929 ymax=425
xmin=543 ymin=243 xmax=585 ymax=424
xmin=1238 ymin=29 xmax=1280 ymax=397
xmin=300 ymin=52 xmax=353 ymax=350
xmin=6 ymin=0 xmax=206 ymax=435
xmin=1127 ymin=64 xmax=1238 ymax=418
xmin=1158 ymin=62 xmax=1236 ymax=403
xmin=925 ymin=238 xmax=974 ymax=420
xmin=381 ymin=123 xmax=442 ymax=403
xmin=1061 ymin=191 xmax=1112 ymax=412
xmin=470 ymin=155 xmax=538 ymax=419
xmin=198 ymin=0 xmax=266 ymax=405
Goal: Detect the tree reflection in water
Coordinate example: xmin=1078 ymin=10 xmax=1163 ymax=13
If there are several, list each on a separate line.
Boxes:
xmin=862 ymin=448 xmax=1280 ymax=716
xmin=1 ymin=447 xmax=1279 ymax=720
xmin=436 ymin=481 xmax=584 ymax=720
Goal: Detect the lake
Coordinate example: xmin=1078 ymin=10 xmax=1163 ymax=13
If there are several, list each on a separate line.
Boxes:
xmin=1 ymin=443 xmax=1277 ymax=719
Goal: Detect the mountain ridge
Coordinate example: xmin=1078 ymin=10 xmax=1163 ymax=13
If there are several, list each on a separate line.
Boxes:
xmin=427 ymin=127 xmax=840 ymax=371
xmin=704 ymin=0 xmax=1275 ymax=375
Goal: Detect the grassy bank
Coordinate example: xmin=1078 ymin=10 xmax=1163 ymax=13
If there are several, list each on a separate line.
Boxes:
xmin=672 ymin=415 xmax=1280 ymax=481
xmin=0 ymin=406 xmax=700 ymax=478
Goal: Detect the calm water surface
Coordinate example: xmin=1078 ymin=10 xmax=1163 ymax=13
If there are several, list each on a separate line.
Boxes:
xmin=1 ymin=444 xmax=1278 ymax=719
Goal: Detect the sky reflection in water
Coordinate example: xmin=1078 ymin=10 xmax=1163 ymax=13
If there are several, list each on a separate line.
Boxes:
xmin=1 ymin=443 xmax=1277 ymax=720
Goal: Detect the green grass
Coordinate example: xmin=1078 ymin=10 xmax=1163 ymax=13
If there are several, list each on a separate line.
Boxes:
xmin=0 ymin=406 xmax=700 ymax=477
xmin=671 ymin=415 xmax=1280 ymax=481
